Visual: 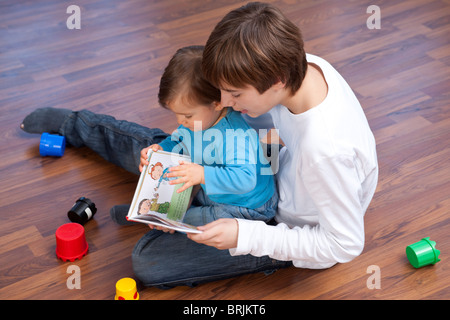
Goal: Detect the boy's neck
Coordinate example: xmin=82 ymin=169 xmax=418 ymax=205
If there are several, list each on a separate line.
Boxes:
xmin=210 ymin=107 xmax=228 ymax=128
xmin=281 ymin=63 xmax=328 ymax=115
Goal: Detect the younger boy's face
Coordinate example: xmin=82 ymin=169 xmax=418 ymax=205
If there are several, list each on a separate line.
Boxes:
xmin=167 ymin=98 xmax=223 ymax=131
xmin=219 ymin=83 xmax=283 ymax=118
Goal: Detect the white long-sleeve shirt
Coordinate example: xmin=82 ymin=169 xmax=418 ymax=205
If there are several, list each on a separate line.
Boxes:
xmin=232 ymin=54 xmax=378 ymax=269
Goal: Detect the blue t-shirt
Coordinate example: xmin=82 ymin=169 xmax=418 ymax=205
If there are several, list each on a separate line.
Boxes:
xmin=158 ymin=109 xmax=275 ymax=209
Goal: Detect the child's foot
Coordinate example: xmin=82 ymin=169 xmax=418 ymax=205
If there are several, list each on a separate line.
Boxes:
xmin=110 ymin=204 xmax=135 ymax=225
xmin=20 ymin=107 xmax=72 ymax=134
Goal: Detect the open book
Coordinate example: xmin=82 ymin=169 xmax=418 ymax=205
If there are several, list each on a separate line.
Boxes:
xmin=126 ymin=150 xmax=201 ymax=233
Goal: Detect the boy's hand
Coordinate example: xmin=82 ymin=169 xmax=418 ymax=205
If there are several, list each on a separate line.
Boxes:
xmin=139 ymin=144 xmax=163 ymax=172
xmin=168 ymin=161 xmax=205 ymax=193
xmin=187 ymin=219 xmax=239 ymax=250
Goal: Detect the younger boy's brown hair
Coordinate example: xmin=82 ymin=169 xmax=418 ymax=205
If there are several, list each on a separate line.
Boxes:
xmin=158 ymin=45 xmax=221 ymax=108
xmin=202 ymin=2 xmax=307 ymax=95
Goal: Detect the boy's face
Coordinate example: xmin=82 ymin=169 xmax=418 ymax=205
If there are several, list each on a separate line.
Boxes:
xmin=219 ymin=82 xmax=284 ymax=118
xmin=167 ymin=98 xmax=224 ymax=131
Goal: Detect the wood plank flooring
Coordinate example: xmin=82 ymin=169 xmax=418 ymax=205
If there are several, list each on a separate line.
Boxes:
xmin=0 ymin=0 xmax=449 ymax=300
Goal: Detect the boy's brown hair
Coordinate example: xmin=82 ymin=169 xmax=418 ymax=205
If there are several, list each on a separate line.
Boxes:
xmin=158 ymin=45 xmax=221 ymax=108
xmin=202 ymin=2 xmax=307 ymax=95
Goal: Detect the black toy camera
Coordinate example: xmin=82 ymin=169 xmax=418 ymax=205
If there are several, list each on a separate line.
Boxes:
xmin=68 ymin=197 xmax=97 ymax=225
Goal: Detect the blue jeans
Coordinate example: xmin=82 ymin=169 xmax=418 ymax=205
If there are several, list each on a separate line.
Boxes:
xmin=59 ymin=109 xmax=169 ymax=175
xmin=59 ymin=109 xmax=292 ymax=288
xmin=132 ymin=229 xmax=291 ymax=289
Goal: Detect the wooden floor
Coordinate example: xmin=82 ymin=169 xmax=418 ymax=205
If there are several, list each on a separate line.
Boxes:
xmin=0 ymin=0 xmax=449 ymax=300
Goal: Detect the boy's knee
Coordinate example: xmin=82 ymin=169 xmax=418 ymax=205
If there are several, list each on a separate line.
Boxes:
xmin=131 ymin=230 xmax=163 ymax=285
xmin=131 ymin=230 xmax=189 ymax=289
xmin=132 ymin=250 xmax=156 ymax=287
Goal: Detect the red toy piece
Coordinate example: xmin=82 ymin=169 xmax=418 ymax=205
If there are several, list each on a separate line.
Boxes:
xmin=55 ymin=223 xmax=88 ymax=262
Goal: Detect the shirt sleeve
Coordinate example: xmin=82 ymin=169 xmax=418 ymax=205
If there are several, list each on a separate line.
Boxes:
xmin=229 ymin=155 xmax=366 ymax=269
xmin=158 ymin=127 xmax=189 ymax=155
xmin=158 ymin=134 xmax=179 ymax=153
xmin=203 ymin=164 xmax=257 ymax=195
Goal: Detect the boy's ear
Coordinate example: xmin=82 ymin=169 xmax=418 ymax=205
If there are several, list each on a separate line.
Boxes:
xmin=213 ymin=101 xmax=224 ymax=110
xmin=273 ymin=80 xmax=286 ymax=90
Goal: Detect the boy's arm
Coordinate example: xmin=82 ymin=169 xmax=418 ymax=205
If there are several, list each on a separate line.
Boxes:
xmin=169 ymin=162 xmax=258 ymax=195
xmin=169 ymin=125 xmax=260 ymax=194
xmin=203 ymin=164 xmax=257 ymax=195
xmin=230 ymin=156 xmax=369 ymax=268
xmin=158 ymin=127 xmax=190 ymax=154
xmin=158 ymin=134 xmax=178 ymax=153
xmin=168 ymin=161 xmax=257 ymax=195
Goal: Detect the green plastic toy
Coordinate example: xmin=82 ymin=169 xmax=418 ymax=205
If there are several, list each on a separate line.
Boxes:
xmin=406 ymin=237 xmax=441 ymax=268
